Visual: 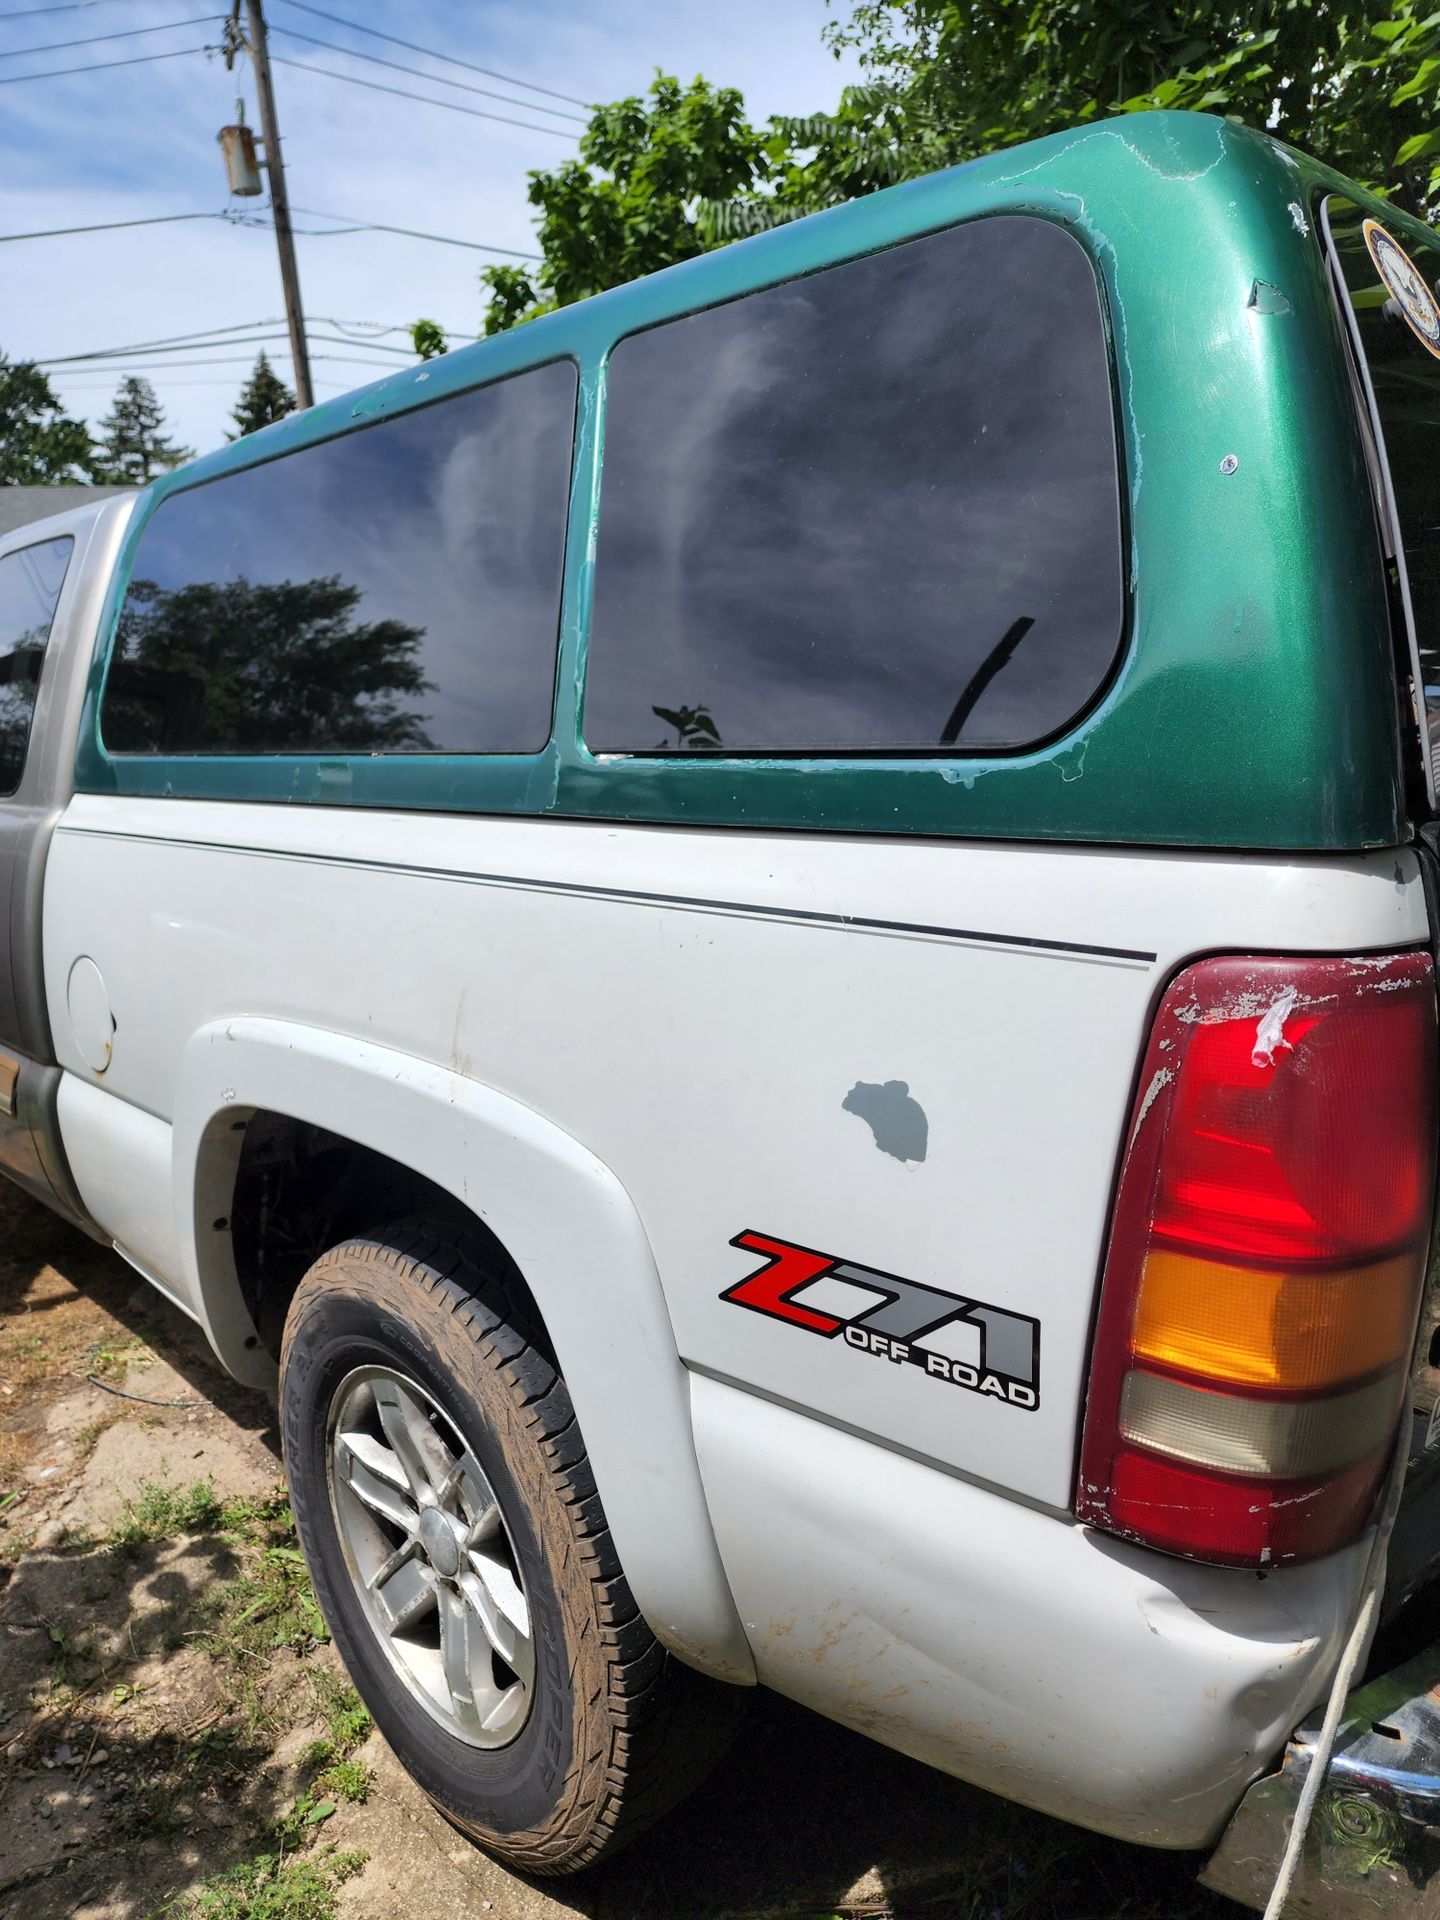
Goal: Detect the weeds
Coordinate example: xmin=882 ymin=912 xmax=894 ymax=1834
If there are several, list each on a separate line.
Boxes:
xmin=44 ymin=1615 xmax=97 ymax=1692
xmin=314 ymin=1757 xmax=369 ymax=1804
xmin=6 ymin=1330 xmax=52 ymax=1388
xmin=0 ymin=1522 xmax=35 ymax=1569
xmin=112 ymin=1477 xmax=224 ymax=1552
xmin=297 ymin=1674 xmax=374 ymax=1807
xmin=87 ymin=1336 xmax=151 ymax=1384
xmin=202 ymin=1543 xmax=328 ymax=1667
xmin=159 ymin=1846 xmax=366 ymax=1920
xmin=309 ymin=1671 xmax=370 ymax=1756
xmin=74 ymin=1415 xmax=118 ymax=1458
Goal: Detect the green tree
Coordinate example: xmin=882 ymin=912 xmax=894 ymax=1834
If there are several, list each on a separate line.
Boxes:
xmin=105 ymin=574 xmax=433 ymax=754
xmin=475 ymin=7 xmax=1440 ymax=333
xmin=480 ymin=73 xmax=771 ymax=333
xmin=0 ymin=354 xmax=96 ymax=484
xmin=229 ymin=352 xmax=296 ymax=439
xmin=95 ymin=376 xmax=193 ymax=484
xmin=410 ymin=319 xmax=448 ymax=360
xmin=819 ymin=2 xmax=1440 ymax=220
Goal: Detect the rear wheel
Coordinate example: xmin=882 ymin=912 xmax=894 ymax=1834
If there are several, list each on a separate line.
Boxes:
xmin=279 ymin=1218 xmax=745 ymax=1874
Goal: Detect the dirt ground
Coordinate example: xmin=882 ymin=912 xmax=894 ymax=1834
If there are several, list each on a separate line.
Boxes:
xmin=0 ymin=1179 xmax=1234 ymax=1920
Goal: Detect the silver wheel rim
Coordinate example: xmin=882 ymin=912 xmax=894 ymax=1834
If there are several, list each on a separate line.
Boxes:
xmin=325 ymin=1364 xmax=534 ymax=1748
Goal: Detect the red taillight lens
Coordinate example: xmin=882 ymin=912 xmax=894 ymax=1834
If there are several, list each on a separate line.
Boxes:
xmin=1077 ymin=952 xmax=1437 ymax=1569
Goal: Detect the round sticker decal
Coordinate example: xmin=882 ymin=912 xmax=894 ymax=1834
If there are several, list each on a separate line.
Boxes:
xmin=1364 ymin=218 xmax=1440 ymax=360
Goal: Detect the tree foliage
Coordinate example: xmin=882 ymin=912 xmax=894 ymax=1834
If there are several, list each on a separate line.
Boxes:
xmin=828 ymin=2 xmax=1440 ymax=219
xmin=95 ymin=376 xmax=193 ymax=484
xmin=0 ymin=354 xmax=96 ymax=485
xmin=480 ymin=73 xmax=770 ymax=333
xmin=476 ymin=5 xmax=1440 ymax=334
xmin=410 ymin=319 xmax=448 ymax=360
xmin=105 ymin=574 xmax=433 ymax=754
xmin=229 ymin=352 xmax=296 ymax=439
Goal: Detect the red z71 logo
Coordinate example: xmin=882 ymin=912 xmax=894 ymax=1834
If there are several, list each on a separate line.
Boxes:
xmin=721 ymin=1230 xmax=1040 ymax=1410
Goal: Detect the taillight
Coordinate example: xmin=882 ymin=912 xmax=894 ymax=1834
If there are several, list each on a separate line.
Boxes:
xmin=1076 ymin=952 xmax=1437 ymax=1569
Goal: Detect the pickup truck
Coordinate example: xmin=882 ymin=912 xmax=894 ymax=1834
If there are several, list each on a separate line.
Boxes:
xmin=3 ymin=109 xmax=1440 ymax=1916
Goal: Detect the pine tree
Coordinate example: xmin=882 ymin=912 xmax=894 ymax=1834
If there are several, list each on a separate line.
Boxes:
xmin=229 ymin=352 xmax=296 ymax=439
xmin=95 ymin=377 xmax=193 ymax=485
xmin=0 ymin=354 xmax=96 ymax=484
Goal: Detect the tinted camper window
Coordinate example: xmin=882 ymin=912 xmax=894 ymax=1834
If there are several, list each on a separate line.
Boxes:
xmin=584 ymin=216 xmax=1124 ymax=755
xmin=102 ymin=360 xmax=577 ymax=757
xmin=0 ymin=535 xmax=72 ymax=795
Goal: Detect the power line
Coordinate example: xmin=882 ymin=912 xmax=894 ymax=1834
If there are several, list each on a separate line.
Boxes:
xmin=0 ymin=42 xmax=206 ymax=82
xmin=0 ymin=207 xmax=539 ymax=257
xmin=0 ymin=211 xmax=216 ymax=240
xmin=0 ymin=13 xmax=216 ymax=57
xmin=271 ymin=25 xmax=587 ymax=124
xmin=42 ymin=343 xmax=409 ymax=366
xmin=39 ymin=329 xmax=420 ymax=365
xmin=43 ymin=314 xmax=477 ymax=351
xmin=288 ymin=207 xmax=539 ymax=257
xmin=270 ymin=52 xmax=574 ymax=137
xmin=0 ymin=0 xmax=126 ymax=16
xmin=49 ymin=352 xmax=407 ymax=372
xmin=274 ymin=0 xmax=589 ymax=109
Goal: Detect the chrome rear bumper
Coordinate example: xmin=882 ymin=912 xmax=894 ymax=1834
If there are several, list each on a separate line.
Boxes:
xmin=1202 ymin=1644 xmax=1440 ymax=1914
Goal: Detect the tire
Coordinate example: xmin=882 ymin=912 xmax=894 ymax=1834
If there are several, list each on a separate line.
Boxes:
xmin=278 ymin=1217 xmax=746 ymax=1875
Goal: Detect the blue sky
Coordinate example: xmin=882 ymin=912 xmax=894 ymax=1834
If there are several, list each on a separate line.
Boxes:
xmin=0 ymin=0 xmax=861 ymax=456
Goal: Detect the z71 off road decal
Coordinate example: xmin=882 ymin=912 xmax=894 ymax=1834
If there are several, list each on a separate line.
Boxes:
xmin=721 ymin=1230 xmax=1040 ymax=1410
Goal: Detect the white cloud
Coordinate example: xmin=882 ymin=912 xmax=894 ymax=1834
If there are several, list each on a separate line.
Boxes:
xmin=0 ymin=0 xmax=861 ymax=456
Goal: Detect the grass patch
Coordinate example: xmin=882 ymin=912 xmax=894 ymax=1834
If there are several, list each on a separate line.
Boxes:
xmin=73 ymin=1413 xmax=119 ymax=1459
xmin=5 ymin=1329 xmax=53 ymax=1389
xmin=159 ymin=1845 xmax=366 ymax=1919
xmin=0 ymin=1522 xmax=35 ymax=1570
xmin=314 ymin=1758 xmax=369 ymax=1805
xmin=87 ymin=1335 xmax=152 ymax=1384
xmin=298 ymin=1674 xmax=374 ymax=1806
xmin=203 ymin=1543 xmax=328 ymax=1664
xmin=113 ymin=1477 xmax=224 ymax=1552
xmin=103 ymin=1479 xmax=332 ymax=1732
xmin=43 ymin=1614 xmax=98 ymax=1694
xmin=310 ymin=1671 xmax=370 ymax=1755
xmin=207 ymin=1492 xmax=327 ymax=1658
xmin=195 ymin=1493 xmax=331 ymax=1734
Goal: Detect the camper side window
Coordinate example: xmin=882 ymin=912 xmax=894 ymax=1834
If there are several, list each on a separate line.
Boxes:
xmin=100 ymin=360 xmax=578 ymax=758
xmin=584 ymin=215 xmax=1124 ymax=756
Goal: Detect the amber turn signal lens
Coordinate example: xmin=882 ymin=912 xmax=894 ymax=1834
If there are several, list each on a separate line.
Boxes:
xmin=1129 ymin=1250 xmax=1420 ymax=1393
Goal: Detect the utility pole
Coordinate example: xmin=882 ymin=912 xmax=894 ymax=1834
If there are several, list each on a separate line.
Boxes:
xmin=228 ymin=0 xmax=313 ymax=408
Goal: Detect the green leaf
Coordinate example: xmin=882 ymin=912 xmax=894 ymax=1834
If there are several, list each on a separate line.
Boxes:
xmin=1392 ymin=56 xmax=1440 ymax=105
xmin=304 ymin=1799 xmax=337 ymax=1825
xmin=1396 ymin=128 xmax=1440 ymax=163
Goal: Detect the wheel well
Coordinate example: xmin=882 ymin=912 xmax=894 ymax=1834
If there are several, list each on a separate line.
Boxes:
xmin=228 ymin=1111 xmax=552 ymax=1365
